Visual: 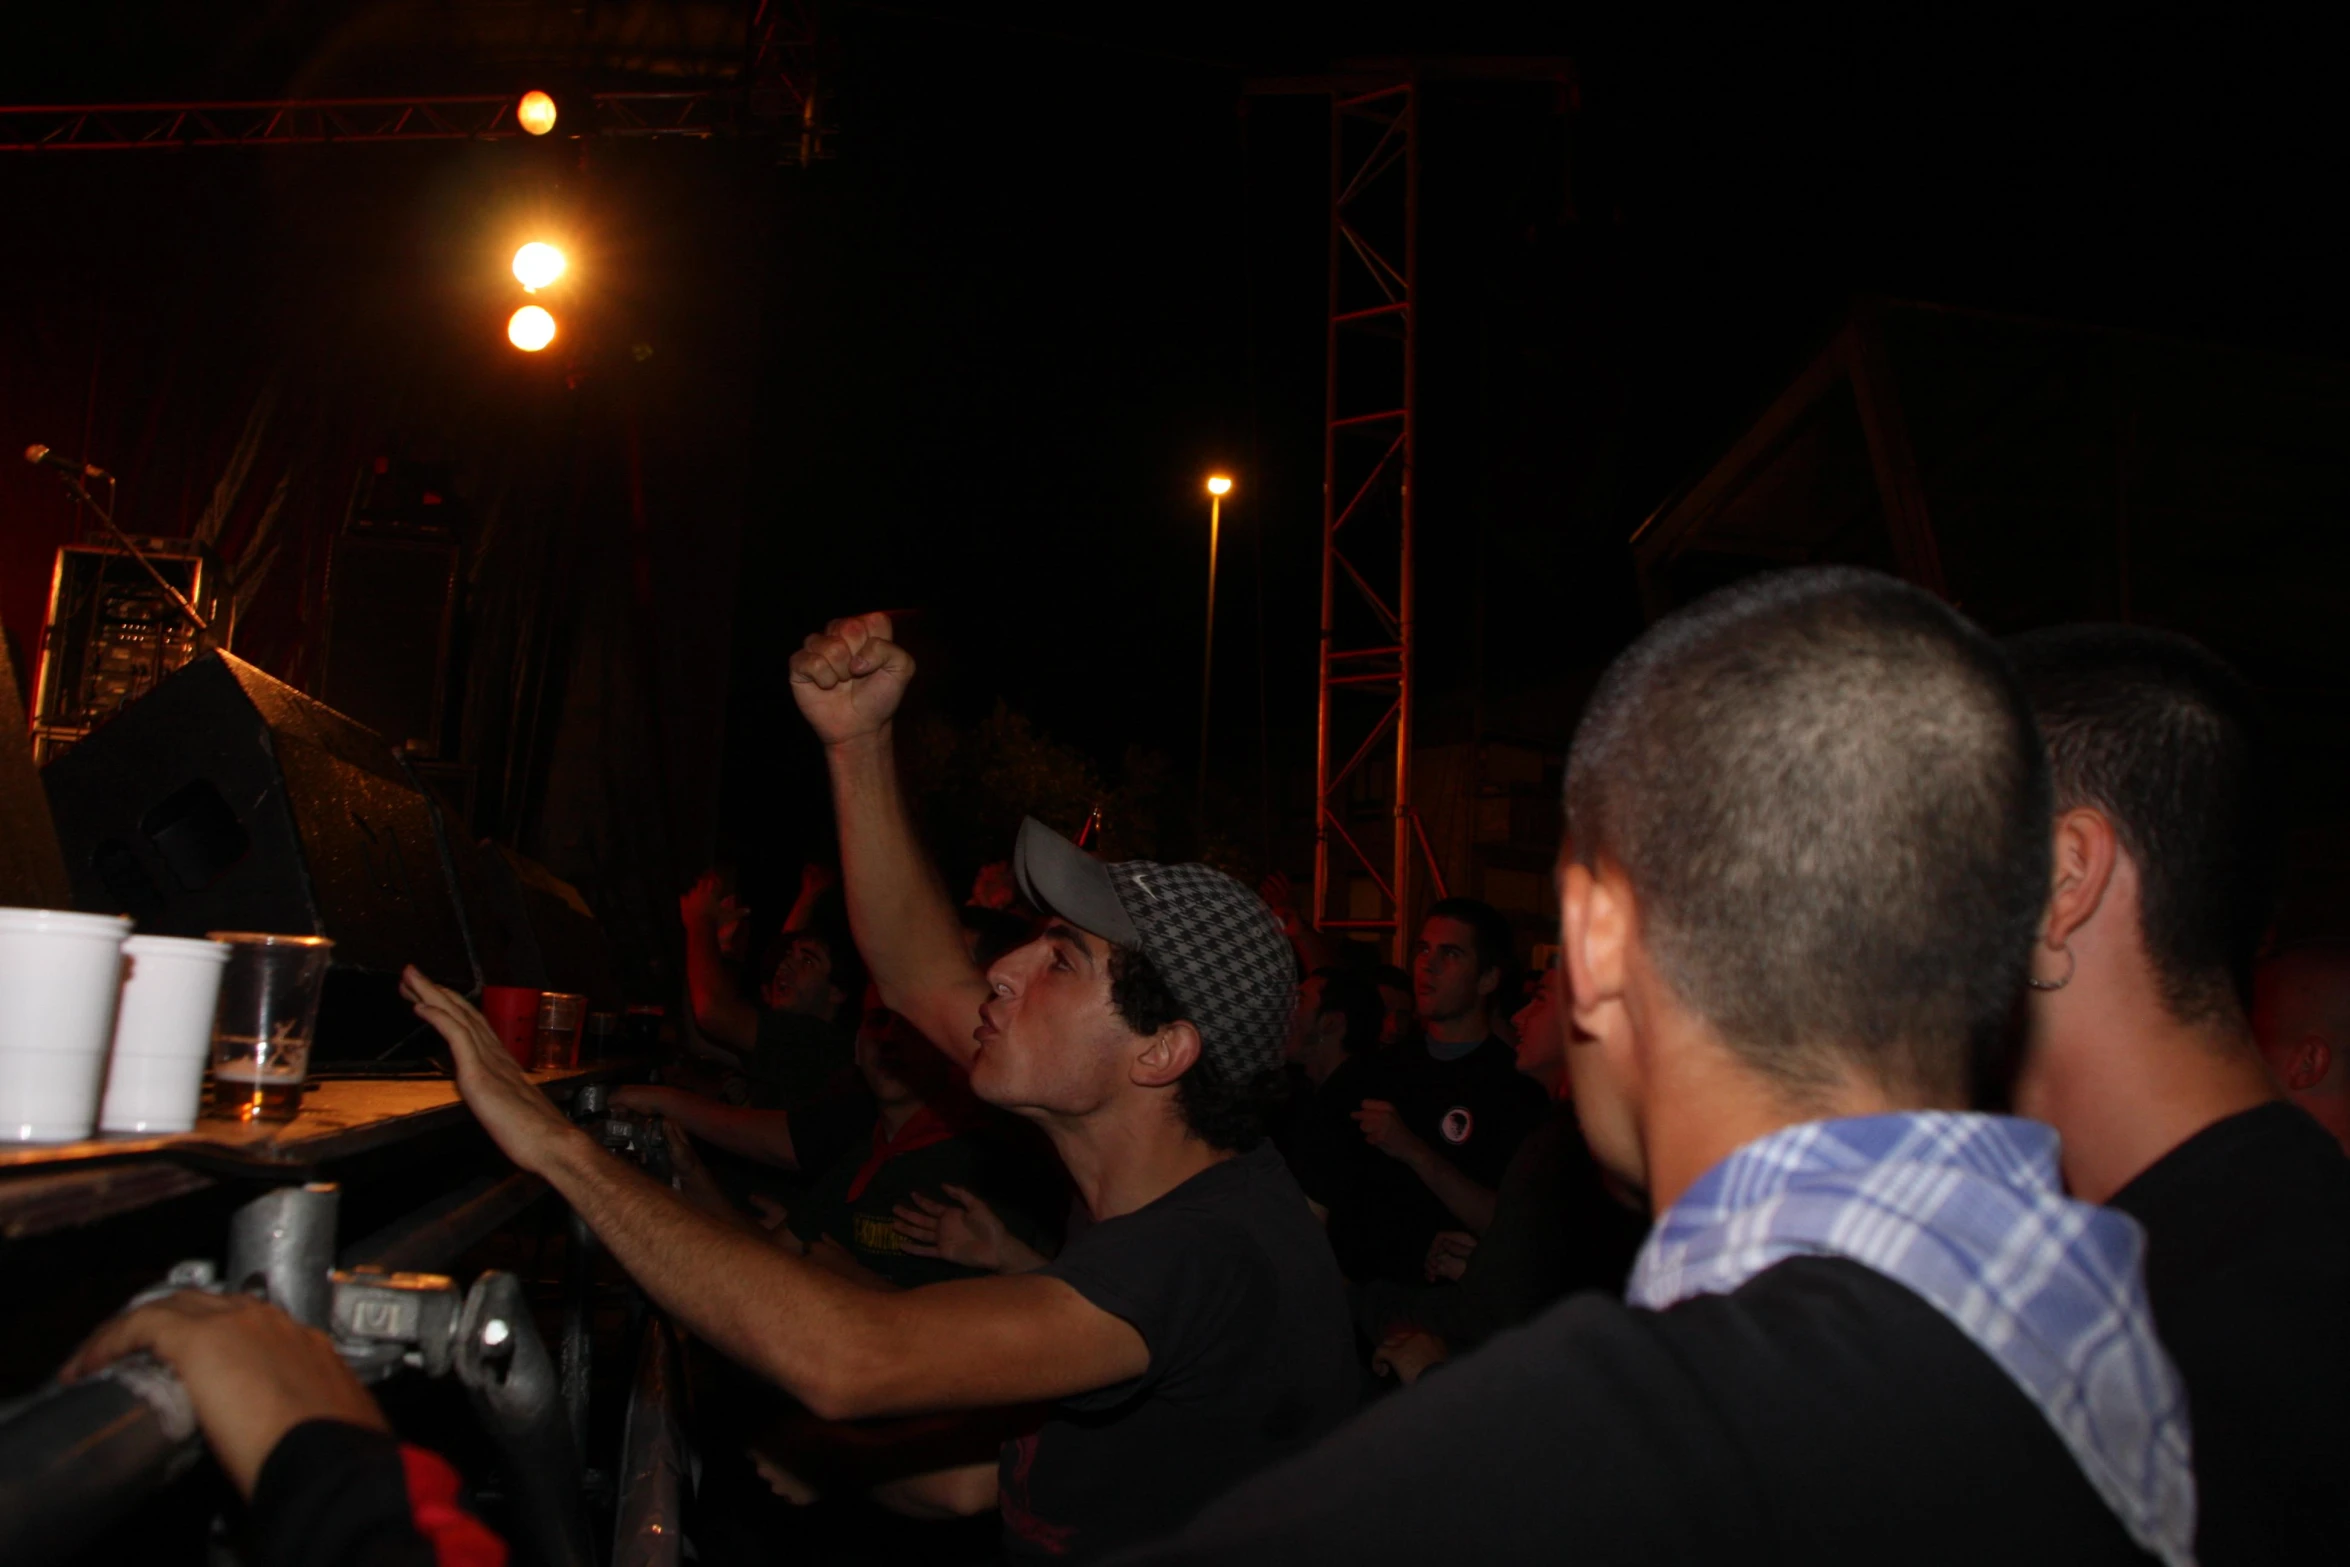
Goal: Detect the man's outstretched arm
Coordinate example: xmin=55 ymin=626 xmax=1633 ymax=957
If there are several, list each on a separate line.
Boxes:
xmin=406 ymin=969 xmax=1143 ymax=1422
xmin=791 ymin=614 xmax=992 ymax=1068
xmin=610 ymin=1085 xmax=798 ymax=1169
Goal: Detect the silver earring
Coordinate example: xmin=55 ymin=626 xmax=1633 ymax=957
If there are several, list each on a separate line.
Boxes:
xmin=2027 ymin=945 xmax=2076 ymax=993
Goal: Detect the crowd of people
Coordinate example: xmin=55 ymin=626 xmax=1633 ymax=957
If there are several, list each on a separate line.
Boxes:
xmin=65 ymin=568 xmax=2350 ymax=1565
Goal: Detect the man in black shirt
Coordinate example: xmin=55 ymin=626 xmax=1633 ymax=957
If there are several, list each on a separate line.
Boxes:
xmin=1357 ymin=973 xmax=1649 ymax=1379
xmin=1110 ymin=569 xmax=2191 ymax=1566
xmin=407 ymin=612 xmax=1356 ymax=1564
xmin=2009 ymin=626 xmax=2350 ymax=1563
xmin=1302 ymin=900 xmax=1549 ymax=1284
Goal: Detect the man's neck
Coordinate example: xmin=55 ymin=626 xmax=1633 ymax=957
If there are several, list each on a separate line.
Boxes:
xmin=1634 ymin=998 xmax=1942 ymax=1216
xmin=877 ymin=1097 xmax=925 ymax=1138
xmin=2032 ymin=986 xmax=2276 ymax=1204
xmin=1043 ymin=1099 xmax=1234 ymax=1221
xmin=1421 ymin=1008 xmax=1489 ymax=1049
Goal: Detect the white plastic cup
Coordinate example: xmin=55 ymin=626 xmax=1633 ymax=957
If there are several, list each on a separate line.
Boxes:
xmin=100 ymin=935 xmax=233 ymax=1134
xmin=0 ymin=908 xmax=134 ymax=1142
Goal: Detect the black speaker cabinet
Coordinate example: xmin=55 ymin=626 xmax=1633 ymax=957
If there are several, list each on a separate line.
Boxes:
xmin=0 ymin=626 xmax=70 ymax=910
xmin=41 ymin=652 xmax=476 ymax=1059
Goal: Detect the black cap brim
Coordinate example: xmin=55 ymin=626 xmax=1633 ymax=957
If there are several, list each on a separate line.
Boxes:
xmin=1012 ymin=817 xmax=1140 ymax=949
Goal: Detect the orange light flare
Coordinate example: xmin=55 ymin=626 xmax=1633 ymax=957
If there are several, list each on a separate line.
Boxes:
xmin=1206 ymin=474 xmax=1233 ymax=497
xmin=512 ymin=242 xmax=567 ymax=291
xmin=517 ymin=91 xmax=558 ymax=136
xmin=508 ymin=305 xmax=557 ymax=352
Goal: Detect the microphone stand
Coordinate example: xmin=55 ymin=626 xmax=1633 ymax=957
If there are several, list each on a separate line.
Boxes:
xmin=50 ymin=471 xmax=220 ymax=656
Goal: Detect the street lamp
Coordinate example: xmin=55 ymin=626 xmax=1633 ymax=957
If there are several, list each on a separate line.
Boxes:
xmin=1199 ymin=474 xmax=1234 ymax=807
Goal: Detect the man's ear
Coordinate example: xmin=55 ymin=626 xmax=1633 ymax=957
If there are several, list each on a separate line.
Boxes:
xmin=1132 ymin=1020 xmax=1205 ymax=1089
xmin=1560 ymin=858 xmax=1631 ymax=1031
xmin=2282 ymin=1034 xmax=2335 ymax=1093
xmin=1476 ymin=962 xmax=1501 ymax=1000
xmin=2042 ymin=807 xmax=2120 ymax=956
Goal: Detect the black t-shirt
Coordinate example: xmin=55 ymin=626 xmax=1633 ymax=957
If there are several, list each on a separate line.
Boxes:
xmin=787 ymin=1109 xmax=1052 ymax=1290
xmin=1107 ymin=1257 xmax=2155 ymax=1566
xmin=2108 ymin=1100 xmax=2350 ymax=1565
xmin=1294 ymin=1040 xmax=1550 ymax=1285
xmin=1000 ymin=1143 xmax=1359 ymax=1563
xmin=1355 ymin=1100 xmax=1650 ymax=1350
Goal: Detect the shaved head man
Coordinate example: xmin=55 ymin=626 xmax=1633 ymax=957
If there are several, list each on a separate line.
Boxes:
xmin=1112 ymin=568 xmax=2193 ymax=1567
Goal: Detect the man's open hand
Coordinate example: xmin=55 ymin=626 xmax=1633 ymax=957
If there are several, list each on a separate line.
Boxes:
xmin=1425 ymin=1229 xmax=1478 ymax=1282
xmin=789 ymin=613 xmax=914 ymax=747
xmin=402 ymin=966 xmax=582 ymax=1175
xmin=64 ymin=1291 xmax=387 ymax=1499
xmin=894 ymin=1184 xmax=1015 ymax=1272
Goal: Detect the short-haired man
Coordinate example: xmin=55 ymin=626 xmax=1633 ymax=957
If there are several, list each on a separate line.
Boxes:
xmin=1109 ymin=569 xmax=2191 ymax=1566
xmin=2253 ymin=944 xmax=2350 ymax=1156
xmin=406 ymin=613 xmax=1357 ymax=1564
xmin=2009 ymin=625 xmax=2350 ymax=1563
xmin=1300 ymin=899 xmax=1548 ymax=1284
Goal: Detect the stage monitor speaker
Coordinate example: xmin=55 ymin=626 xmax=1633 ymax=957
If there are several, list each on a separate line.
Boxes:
xmin=0 ymin=626 xmax=71 ymax=909
xmin=41 ymin=651 xmax=477 ymax=1060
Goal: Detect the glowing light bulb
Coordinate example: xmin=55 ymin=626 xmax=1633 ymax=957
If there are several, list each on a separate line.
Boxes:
xmin=1206 ymin=475 xmax=1233 ymax=496
xmin=513 ymin=242 xmax=566 ymax=291
xmin=508 ymin=305 xmax=557 ymax=352
xmin=518 ymin=91 xmax=558 ymax=136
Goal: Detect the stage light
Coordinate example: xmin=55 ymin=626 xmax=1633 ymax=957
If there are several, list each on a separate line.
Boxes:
xmin=518 ymin=91 xmax=558 ymax=136
xmin=508 ymin=305 xmax=557 ymax=352
xmin=513 ymin=242 xmax=567 ymax=291
xmin=1206 ymin=474 xmax=1233 ymax=496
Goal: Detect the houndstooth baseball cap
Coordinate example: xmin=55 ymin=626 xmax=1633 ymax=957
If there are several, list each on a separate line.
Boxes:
xmin=1011 ymin=816 xmax=1294 ymax=1080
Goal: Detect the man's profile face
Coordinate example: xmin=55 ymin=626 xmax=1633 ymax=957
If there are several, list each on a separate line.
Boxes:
xmin=1413 ymin=916 xmax=1493 ymax=1025
xmin=974 ymin=921 xmax=1142 ymax=1118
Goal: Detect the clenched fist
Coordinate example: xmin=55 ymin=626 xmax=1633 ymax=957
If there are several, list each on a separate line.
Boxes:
xmin=790 ymin=613 xmax=915 ymax=746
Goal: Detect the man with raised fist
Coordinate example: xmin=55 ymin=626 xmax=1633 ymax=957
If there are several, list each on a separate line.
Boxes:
xmin=409 ymin=612 xmax=1356 ymax=1565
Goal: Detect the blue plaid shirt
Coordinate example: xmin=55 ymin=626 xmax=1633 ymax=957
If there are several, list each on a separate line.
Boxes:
xmin=1628 ymin=1113 xmax=2196 ymax=1567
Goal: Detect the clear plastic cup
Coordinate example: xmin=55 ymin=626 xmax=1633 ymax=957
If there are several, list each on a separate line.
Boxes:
xmin=206 ymin=933 xmax=333 ymax=1123
xmin=100 ymin=934 xmax=233 ymax=1134
xmin=0 ymin=908 xmax=133 ymax=1142
xmin=534 ymin=991 xmax=587 ymax=1070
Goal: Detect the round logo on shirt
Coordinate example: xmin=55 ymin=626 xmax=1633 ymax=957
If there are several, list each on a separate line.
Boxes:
xmin=1439 ymin=1106 xmax=1474 ymax=1145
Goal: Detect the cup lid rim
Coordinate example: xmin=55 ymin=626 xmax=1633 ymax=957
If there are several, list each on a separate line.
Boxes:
xmin=202 ymin=932 xmax=335 ymax=948
xmin=123 ymin=934 xmax=234 ymax=957
xmin=0 ymin=907 xmax=133 ymax=931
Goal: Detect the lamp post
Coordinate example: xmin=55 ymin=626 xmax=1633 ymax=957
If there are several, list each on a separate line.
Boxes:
xmin=1199 ymin=474 xmax=1233 ymax=809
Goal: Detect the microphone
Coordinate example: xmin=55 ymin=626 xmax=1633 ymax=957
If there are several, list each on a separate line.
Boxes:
xmin=24 ymin=444 xmax=113 ymax=482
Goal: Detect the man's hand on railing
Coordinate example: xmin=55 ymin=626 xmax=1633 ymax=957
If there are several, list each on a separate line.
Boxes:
xmin=63 ymin=1291 xmax=387 ymax=1499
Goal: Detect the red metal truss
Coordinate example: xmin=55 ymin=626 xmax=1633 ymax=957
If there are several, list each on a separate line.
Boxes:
xmin=1312 ymin=75 xmax=1446 ymax=963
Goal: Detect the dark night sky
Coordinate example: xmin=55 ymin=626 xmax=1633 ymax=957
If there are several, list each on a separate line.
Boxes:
xmin=7 ymin=7 xmax=2347 ymax=898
